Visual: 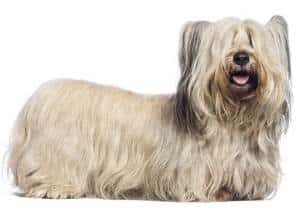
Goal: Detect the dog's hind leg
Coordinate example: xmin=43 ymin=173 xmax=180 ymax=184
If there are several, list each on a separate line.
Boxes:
xmin=19 ymin=169 xmax=85 ymax=199
xmin=8 ymin=124 xmax=91 ymax=199
xmin=10 ymin=142 xmax=88 ymax=198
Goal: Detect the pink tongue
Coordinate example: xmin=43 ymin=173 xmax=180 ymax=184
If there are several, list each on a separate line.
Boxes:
xmin=232 ymin=75 xmax=250 ymax=85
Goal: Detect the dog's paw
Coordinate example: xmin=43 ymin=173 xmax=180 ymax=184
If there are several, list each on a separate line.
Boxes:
xmin=214 ymin=188 xmax=233 ymax=201
xmin=25 ymin=185 xmax=85 ymax=199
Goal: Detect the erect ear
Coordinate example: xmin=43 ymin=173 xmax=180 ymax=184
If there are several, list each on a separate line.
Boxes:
xmin=179 ymin=21 xmax=210 ymax=75
xmin=266 ymin=15 xmax=291 ymax=76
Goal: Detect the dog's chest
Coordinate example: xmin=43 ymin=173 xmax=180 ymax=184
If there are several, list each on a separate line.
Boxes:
xmin=197 ymin=126 xmax=277 ymax=190
xmin=201 ymin=127 xmax=258 ymax=175
xmin=206 ymin=126 xmax=249 ymax=157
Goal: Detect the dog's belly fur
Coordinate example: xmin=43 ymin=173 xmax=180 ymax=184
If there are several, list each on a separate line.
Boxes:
xmin=8 ymin=79 xmax=279 ymax=201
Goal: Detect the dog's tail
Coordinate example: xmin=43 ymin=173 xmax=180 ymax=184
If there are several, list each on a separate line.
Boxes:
xmin=6 ymin=107 xmax=32 ymax=187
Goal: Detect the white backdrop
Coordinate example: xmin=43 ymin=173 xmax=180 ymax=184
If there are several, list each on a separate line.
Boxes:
xmin=0 ymin=0 xmax=299 ymax=212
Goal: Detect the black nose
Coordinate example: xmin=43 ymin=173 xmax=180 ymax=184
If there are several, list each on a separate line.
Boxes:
xmin=233 ymin=52 xmax=249 ymax=66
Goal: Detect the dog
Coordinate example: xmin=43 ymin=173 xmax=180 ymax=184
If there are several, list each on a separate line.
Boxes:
xmin=8 ymin=16 xmax=291 ymax=201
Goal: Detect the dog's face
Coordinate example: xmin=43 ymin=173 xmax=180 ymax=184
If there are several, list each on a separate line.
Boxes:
xmin=211 ymin=17 xmax=290 ymax=101
xmin=176 ymin=16 xmax=291 ymax=127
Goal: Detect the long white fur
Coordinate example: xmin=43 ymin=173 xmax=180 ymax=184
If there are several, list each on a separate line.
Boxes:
xmin=7 ymin=16 xmax=291 ymax=201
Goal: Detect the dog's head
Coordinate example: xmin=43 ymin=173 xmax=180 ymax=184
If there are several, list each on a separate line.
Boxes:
xmin=175 ymin=16 xmax=291 ymax=132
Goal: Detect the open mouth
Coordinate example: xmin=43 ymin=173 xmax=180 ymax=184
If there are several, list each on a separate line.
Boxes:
xmin=231 ymin=73 xmax=250 ymax=86
xmin=229 ymin=69 xmax=258 ymax=88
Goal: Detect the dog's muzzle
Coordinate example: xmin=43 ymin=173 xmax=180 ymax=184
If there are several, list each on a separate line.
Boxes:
xmin=228 ymin=52 xmax=258 ymax=95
